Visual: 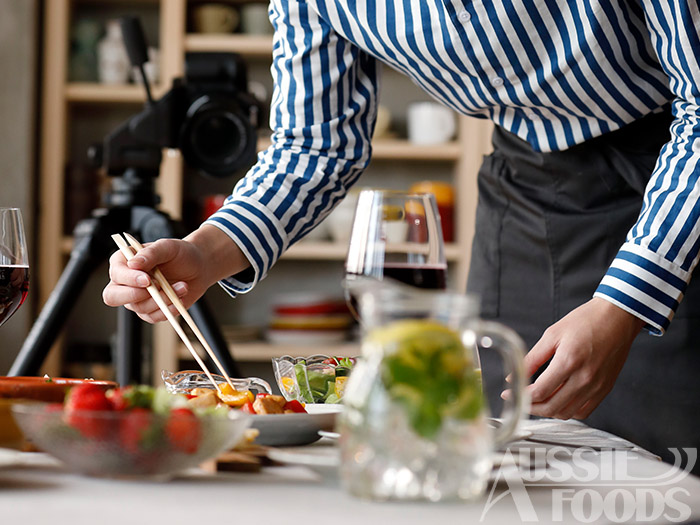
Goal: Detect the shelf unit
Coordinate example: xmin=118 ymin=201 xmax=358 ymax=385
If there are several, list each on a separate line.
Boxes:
xmin=38 ymin=0 xmax=493 ymax=381
xmin=179 ymin=341 xmax=360 ymax=363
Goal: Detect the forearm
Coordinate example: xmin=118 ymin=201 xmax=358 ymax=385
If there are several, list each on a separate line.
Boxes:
xmin=601 ymin=2 xmax=700 ymax=335
xmin=199 ymin=0 xmax=378 ymax=296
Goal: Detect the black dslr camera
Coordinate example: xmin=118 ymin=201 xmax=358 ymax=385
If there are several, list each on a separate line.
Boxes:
xmin=90 ymin=19 xmax=260 ymax=184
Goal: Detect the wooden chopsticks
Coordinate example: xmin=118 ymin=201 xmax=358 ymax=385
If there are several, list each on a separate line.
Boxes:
xmin=111 ymin=233 xmax=236 ymax=392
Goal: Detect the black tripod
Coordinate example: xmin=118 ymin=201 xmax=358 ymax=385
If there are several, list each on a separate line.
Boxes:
xmin=9 ymin=168 xmax=241 ymax=384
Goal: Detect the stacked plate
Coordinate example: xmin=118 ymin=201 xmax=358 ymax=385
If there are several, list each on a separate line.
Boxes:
xmin=266 ymin=294 xmax=353 ymax=345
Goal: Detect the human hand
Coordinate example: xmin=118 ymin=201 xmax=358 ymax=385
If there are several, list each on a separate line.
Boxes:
xmin=102 ymin=225 xmax=250 ymax=323
xmin=102 ymin=238 xmax=207 ymax=323
xmin=512 ymin=297 xmax=645 ymax=420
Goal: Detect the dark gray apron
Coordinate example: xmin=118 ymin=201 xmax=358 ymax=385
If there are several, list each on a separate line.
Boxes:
xmin=467 ymin=109 xmax=700 ymax=473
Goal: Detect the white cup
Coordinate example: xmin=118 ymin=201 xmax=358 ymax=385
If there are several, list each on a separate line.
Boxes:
xmin=241 ymin=3 xmax=273 ymax=35
xmin=407 ymin=102 xmax=456 ymax=145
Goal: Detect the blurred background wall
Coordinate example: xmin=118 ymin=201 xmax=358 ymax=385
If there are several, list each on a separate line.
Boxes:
xmin=0 ymin=0 xmax=38 ymax=373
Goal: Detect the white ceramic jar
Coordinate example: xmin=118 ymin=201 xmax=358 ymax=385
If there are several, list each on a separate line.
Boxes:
xmin=98 ymin=20 xmax=130 ymax=85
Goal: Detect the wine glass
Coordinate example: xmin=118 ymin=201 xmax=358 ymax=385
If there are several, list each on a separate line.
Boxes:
xmin=343 ymin=189 xmax=447 ymax=320
xmin=0 ymin=208 xmax=29 ymax=328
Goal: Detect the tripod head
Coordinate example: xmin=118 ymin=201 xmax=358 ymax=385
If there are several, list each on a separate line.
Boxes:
xmin=88 ymin=17 xmax=261 ymax=208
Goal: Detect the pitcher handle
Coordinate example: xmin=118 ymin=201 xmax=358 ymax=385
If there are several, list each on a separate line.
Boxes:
xmin=464 ymin=320 xmax=530 ymax=449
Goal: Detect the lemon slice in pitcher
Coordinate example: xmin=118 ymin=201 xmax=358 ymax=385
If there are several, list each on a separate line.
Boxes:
xmin=370 ymin=319 xmax=483 ymax=439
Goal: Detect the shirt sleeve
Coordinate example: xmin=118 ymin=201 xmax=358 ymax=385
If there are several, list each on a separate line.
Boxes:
xmin=593 ymin=1 xmax=700 ymax=335
xmin=203 ymin=0 xmax=379 ymax=296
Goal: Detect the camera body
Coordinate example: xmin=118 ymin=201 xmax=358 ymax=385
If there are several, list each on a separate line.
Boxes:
xmin=92 ymin=52 xmax=260 ymax=180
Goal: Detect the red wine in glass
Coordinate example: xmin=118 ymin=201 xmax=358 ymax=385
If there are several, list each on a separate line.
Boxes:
xmin=381 ymin=263 xmax=447 ymax=290
xmin=344 ymin=264 xmax=447 ymax=320
xmin=0 ymin=265 xmax=29 ymax=327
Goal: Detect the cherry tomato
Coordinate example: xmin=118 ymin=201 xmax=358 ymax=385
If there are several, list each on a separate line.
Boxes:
xmin=283 ymin=400 xmax=307 ymax=413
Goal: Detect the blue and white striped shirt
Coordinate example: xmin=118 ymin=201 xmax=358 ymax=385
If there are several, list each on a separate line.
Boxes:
xmin=205 ymin=0 xmax=700 ymax=335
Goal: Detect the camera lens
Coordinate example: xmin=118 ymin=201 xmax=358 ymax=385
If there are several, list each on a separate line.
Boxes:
xmin=191 ymin=113 xmax=244 ymax=160
xmin=180 ymin=95 xmax=256 ymax=178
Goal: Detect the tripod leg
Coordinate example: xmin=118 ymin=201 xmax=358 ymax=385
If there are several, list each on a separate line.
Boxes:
xmin=9 ymin=222 xmax=111 ymax=376
xmin=116 ymin=307 xmax=143 ymax=385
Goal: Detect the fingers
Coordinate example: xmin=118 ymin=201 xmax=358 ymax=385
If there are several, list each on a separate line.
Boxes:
xmin=522 ymin=331 xmax=557 ymax=377
xmin=108 ymin=249 xmax=151 ymax=289
xmin=529 ymin=378 xmax=581 ymax=419
xmin=103 ymin=279 xmax=188 ymax=313
xmin=528 ymin=358 xmax=613 ymax=420
xmin=125 ymin=299 xmax=182 ymax=324
xmin=125 ymin=238 xmax=181 ymax=272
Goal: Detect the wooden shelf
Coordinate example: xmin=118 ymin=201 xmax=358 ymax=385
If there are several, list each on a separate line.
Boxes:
xmin=372 ymin=139 xmax=462 ymax=160
xmin=178 ymin=340 xmax=360 ymax=362
xmin=184 ymin=34 xmax=273 ymax=57
xmin=282 ymin=242 xmax=346 ymax=260
xmin=284 ymin=241 xmax=461 ymax=261
xmin=64 ymin=82 xmax=160 ymax=103
xmin=60 ymin=236 xmax=73 ymax=254
xmin=61 ymin=237 xmax=461 ymax=261
xmin=256 ymin=137 xmax=461 ymax=161
xmin=39 ymin=0 xmax=492 ymax=382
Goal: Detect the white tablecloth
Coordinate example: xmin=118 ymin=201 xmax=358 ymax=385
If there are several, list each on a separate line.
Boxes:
xmin=1 ymin=419 xmax=698 ymax=525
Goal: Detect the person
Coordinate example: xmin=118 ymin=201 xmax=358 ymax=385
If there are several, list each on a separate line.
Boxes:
xmin=103 ymin=1 xmax=700 ymax=471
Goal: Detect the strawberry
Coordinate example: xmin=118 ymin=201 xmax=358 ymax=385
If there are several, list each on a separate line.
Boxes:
xmin=165 ymin=408 xmax=201 ymax=454
xmin=107 ymin=385 xmax=154 ymax=411
xmin=107 ymin=387 xmax=130 ymax=411
xmin=64 ymin=383 xmax=113 ymax=438
xmin=120 ymin=408 xmax=153 ymax=454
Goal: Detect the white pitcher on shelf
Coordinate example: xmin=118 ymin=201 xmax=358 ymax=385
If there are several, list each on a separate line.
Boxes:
xmin=98 ymin=19 xmax=130 ymax=85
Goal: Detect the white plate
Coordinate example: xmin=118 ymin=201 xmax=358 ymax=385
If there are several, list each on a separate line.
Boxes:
xmin=251 ymin=404 xmax=341 ymax=447
xmin=266 ymin=329 xmax=348 ymax=345
xmin=487 ymin=418 xmax=533 ymax=445
xmin=267 ymin=445 xmax=340 ymax=468
xmin=266 ymin=444 xmax=340 ymax=479
xmin=266 ymin=442 xmax=545 ymax=481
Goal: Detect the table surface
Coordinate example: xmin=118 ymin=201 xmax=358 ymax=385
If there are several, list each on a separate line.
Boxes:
xmin=1 ymin=419 xmax=699 ymax=525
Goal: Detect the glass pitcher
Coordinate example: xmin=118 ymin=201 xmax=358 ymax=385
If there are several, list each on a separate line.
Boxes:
xmin=337 ymin=282 xmax=529 ymax=501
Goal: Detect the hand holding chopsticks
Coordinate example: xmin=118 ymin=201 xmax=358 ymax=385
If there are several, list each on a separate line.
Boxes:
xmin=111 ymin=233 xmax=235 ymax=392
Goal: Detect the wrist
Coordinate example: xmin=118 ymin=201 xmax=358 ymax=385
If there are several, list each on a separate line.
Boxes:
xmin=184 ymin=224 xmax=252 ymax=284
xmin=591 ymin=297 xmax=646 ymax=335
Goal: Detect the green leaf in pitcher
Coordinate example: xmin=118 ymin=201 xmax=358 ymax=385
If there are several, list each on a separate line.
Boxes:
xmin=373 ymin=319 xmax=483 ymax=439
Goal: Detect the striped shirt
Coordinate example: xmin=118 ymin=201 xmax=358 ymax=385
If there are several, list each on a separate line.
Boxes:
xmin=205 ymin=0 xmax=700 ymax=335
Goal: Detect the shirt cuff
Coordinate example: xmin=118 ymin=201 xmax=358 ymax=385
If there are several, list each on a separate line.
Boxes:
xmin=593 ymin=242 xmax=689 ymax=335
xmin=203 ymin=197 xmax=289 ymax=296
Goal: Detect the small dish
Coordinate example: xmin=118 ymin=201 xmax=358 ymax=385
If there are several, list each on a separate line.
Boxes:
xmin=271 ymin=355 xmax=355 ymax=404
xmin=252 ymin=404 xmax=342 ymax=446
xmin=161 ymin=370 xmax=339 ymax=447
xmin=161 ymin=370 xmax=272 ymax=395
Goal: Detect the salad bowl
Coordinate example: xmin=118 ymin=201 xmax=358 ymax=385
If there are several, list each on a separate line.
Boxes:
xmin=272 ymin=354 xmax=356 ymax=404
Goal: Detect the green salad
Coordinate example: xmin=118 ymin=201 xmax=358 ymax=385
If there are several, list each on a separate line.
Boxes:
xmin=292 ymin=356 xmax=355 ymax=404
